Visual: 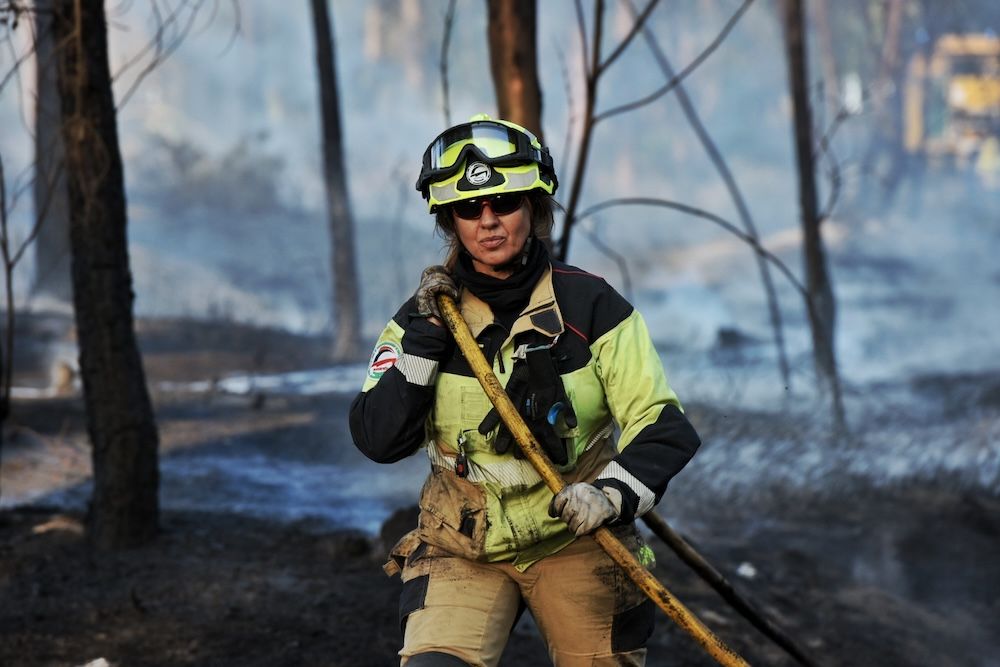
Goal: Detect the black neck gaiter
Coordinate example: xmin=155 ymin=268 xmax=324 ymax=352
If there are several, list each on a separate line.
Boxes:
xmin=453 ymin=237 xmax=549 ymax=322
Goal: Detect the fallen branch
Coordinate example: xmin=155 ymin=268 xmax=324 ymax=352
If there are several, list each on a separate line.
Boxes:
xmin=642 ymin=511 xmax=819 ymax=667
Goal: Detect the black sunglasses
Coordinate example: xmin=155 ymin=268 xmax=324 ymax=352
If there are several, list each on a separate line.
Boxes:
xmin=450 ymin=193 xmax=524 ymax=220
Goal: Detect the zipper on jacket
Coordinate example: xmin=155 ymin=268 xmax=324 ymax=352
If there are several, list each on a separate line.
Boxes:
xmin=483 ymin=320 xmax=510 ymax=376
xmin=584 ymin=421 xmax=615 ymax=451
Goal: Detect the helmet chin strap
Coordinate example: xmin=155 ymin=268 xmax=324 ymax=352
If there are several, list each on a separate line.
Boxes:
xmin=459 ymin=235 xmax=534 ymax=277
xmin=491 ymin=235 xmax=534 ymax=276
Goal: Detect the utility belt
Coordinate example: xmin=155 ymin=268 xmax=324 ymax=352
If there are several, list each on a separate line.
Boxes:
xmin=408 ymin=427 xmax=618 ymax=570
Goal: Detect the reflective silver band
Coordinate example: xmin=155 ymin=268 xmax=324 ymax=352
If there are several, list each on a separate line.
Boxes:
xmin=426 ymin=443 xmax=542 ymax=487
xmin=396 ymin=353 xmax=438 ymax=386
xmin=596 ymin=460 xmax=656 ymax=517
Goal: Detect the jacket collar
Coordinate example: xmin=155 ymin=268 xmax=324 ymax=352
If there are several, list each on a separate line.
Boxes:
xmin=460 ymin=264 xmax=564 ymax=341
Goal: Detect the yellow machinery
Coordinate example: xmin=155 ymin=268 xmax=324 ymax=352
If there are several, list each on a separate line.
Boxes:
xmin=904 ymin=33 xmax=1000 ymax=182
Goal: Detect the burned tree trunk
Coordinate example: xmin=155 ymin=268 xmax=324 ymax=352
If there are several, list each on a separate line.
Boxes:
xmin=863 ymin=0 xmax=907 ymax=209
xmin=32 ymin=0 xmax=72 ymax=303
xmin=486 ymin=0 xmax=543 ymax=139
xmin=812 ymin=0 xmax=840 ymax=121
xmin=309 ymin=0 xmax=363 ymax=362
xmin=780 ymin=0 xmax=844 ymax=422
xmin=51 ymin=0 xmax=159 ymax=548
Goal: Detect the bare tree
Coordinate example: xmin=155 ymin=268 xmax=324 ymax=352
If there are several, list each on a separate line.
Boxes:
xmin=0 ymin=142 xmax=57 ymax=501
xmin=812 ymin=0 xmax=840 ymax=121
xmin=628 ymin=0 xmax=790 ymax=388
xmin=0 ymin=0 xmax=221 ymax=510
xmin=555 ymin=0 xmax=841 ymax=419
xmin=439 ymin=0 xmax=457 ymax=127
xmin=557 ymin=0 xmax=751 ymax=260
xmin=486 ymin=0 xmax=543 ymax=139
xmin=309 ymin=0 xmax=362 ymax=362
xmin=551 ymin=1 xmax=850 ymax=419
xmin=860 ymin=0 xmax=907 ymax=209
xmin=0 ymin=2 xmax=65 ymax=502
xmin=50 ymin=0 xmax=160 ymax=548
xmin=31 ymin=0 xmax=71 ymax=303
xmin=0 ymin=154 xmax=11 ymax=498
xmin=780 ymin=0 xmax=844 ymax=423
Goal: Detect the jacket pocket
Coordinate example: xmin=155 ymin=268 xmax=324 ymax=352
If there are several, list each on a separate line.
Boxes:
xmin=383 ymin=529 xmax=421 ymax=577
xmin=417 ymin=467 xmax=488 ymax=561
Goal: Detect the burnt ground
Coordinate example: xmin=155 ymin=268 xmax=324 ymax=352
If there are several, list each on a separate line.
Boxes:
xmin=1 ymin=315 xmax=999 ymax=667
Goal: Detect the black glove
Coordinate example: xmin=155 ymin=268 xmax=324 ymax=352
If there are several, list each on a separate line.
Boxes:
xmin=415 ymin=265 xmax=458 ymax=320
xmin=478 ymin=355 xmax=572 ymax=465
xmin=479 ymin=364 xmax=529 ymax=458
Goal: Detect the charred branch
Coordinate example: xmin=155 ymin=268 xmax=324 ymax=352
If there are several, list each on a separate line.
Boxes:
xmin=558 ymin=0 xmax=754 ymax=261
xmin=628 ymin=0 xmax=790 ymax=388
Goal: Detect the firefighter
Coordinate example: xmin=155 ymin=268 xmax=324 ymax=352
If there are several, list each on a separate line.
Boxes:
xmin=349 ymin=115 xmax=701 ymax=667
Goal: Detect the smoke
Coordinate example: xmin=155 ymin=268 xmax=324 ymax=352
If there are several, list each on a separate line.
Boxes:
xmin=1 ymin=2 xmax=998 ymax=494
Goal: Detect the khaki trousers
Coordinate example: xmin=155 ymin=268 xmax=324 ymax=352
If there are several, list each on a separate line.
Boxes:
xmin=398 ymin=533 xmax=654 ymax=667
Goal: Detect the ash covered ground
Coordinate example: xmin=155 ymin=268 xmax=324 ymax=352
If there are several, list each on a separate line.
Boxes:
xmin=1 ymin=310 xmax=998 ymax=666
xmin=2 ymin=171 xmax=999 ymax=666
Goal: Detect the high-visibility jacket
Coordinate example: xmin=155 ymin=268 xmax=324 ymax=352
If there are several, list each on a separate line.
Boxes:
xmin=350 ymin=260 xmax=700 ymax=570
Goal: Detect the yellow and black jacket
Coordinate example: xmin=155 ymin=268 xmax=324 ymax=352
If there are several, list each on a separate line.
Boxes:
xmin=350 ymin=260 xmax=700 ymax=570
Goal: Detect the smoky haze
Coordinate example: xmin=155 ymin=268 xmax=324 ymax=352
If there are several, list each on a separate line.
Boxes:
xmin=0 ymin=2 xmax=835 ymax=330
xmin=1 ymin=1 xmax=998 ymax=482
xmin=0 ymin=2 xmax=997 ymax=483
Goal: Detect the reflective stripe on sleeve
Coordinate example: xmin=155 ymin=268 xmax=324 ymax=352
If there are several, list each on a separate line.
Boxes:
xmin=396 ymin=353 xmax=439 ymax=386
xmin=596 ymin=460 xmax=656 ymax=517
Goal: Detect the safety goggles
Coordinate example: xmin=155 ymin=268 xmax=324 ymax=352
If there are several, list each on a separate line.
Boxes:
xmin=416 ymin=120 xmax=552 ymax=192
xmin=449 ymin=193 xmax=525 ymax=220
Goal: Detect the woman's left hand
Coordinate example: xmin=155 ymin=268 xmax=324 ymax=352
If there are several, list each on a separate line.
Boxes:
xmin=548 ymin=483 xmax=622 ymax=536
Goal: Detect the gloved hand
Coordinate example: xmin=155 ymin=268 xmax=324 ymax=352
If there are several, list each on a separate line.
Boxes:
xmin=415 ymin=265 xmax=458 ymax=321
xmin=548 ymin=483 xmax=622 ymax=536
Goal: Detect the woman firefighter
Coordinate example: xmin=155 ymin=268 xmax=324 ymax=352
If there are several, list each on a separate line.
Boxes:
xmin=349 ymin=115 xmax=701 ymax=667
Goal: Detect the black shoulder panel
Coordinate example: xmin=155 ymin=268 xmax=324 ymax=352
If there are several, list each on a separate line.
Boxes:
xmin=391 ymin=296 xmax=420 ymax=328
xmin=549 ymin=260 xmax=634 ymax=344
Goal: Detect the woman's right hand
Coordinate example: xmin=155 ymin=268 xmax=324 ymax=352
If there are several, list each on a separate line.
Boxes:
xmin=415 ymin=265 xmax=458 ymax=323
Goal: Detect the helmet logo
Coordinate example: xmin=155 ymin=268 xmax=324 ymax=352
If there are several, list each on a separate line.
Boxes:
xmin=466 ymin=162 xmax=492 ymax=186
